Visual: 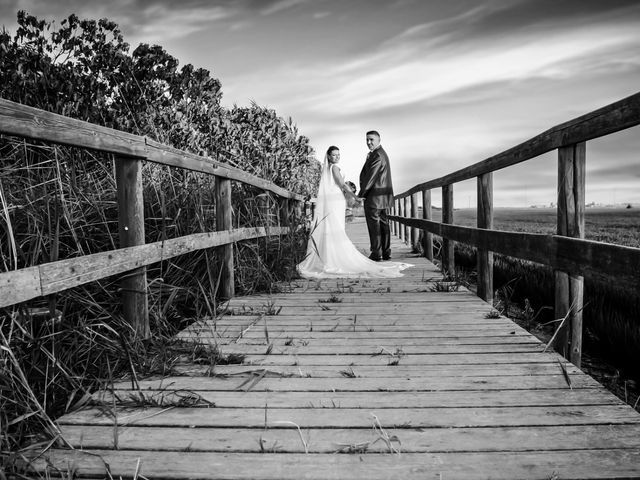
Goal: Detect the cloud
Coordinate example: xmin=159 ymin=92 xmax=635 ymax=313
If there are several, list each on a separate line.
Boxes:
xmin=259 ymin=0 xmax=314 ymax=16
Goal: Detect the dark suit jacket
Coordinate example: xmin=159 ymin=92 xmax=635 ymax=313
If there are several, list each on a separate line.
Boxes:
xmin=358 ymin=146 xmax=394 ymax=209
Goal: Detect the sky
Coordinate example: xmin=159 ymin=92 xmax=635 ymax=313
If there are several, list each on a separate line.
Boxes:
xmin=2 ymin=0 xmax=639 ymax=207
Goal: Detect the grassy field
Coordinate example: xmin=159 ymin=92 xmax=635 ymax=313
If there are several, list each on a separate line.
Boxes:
xmin=430 ymin=206 xmax=640 ymax=247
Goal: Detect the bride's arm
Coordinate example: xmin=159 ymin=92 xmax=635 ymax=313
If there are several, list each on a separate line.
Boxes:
xmin=331 ymin=165 xmax=360 ymax=203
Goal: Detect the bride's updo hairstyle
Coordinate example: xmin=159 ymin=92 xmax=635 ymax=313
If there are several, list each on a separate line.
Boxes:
xmin=326 ymin=146 xmax=339 ymax=163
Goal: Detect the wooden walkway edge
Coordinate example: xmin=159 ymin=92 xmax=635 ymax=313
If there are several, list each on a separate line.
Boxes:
xmin=30 ymin=219 xmax=640 ymax=479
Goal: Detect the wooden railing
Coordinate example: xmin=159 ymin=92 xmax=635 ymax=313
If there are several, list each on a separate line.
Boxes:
xmin=391 ymin=91 xmax=640 ymax=367
xmin=0 ymin=98 xmax=304 ymax=337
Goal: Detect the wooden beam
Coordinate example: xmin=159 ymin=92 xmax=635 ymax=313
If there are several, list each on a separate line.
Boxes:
xmin=215 ymin=176 xmax=234 ymax=300
xmin=115 ymin=156 xmax=149 ymax=339
xmin=145 ymin=139 xmax=303 ymax=201
xmin=477 ymin=173 xmax=494 ymax=304
xmin=0 ymin=266 xmax=42 ymax=307
xmin=0 ymin=228 xmax=285 ymax=309
xmin=442 ymin=185 xmax=455 ymax=278
xmin=0 ymin=98 xmax=146 ymax=157
xmin=394 ymin=91 xmax=640 ymax=199
xmin=555 ymin=142 xmax=586 ymax=366
xmin=422 ymin=189 xmax=433 ymax=261
xmin=0 ymin=98 xmax=303 ymax=202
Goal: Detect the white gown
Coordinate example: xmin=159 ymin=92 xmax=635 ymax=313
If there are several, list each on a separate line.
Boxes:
xmin=297 ymin=159 xmax=411 ymax=279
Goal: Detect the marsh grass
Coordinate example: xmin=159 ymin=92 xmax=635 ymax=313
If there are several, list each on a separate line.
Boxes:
xmin=0 ymin=137 xmax=309 ymax=467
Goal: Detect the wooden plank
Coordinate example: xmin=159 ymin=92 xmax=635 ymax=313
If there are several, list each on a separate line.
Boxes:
xmin=395 ymin=91 xmax=640 ymax=197
xmin=0 ymin=266 xmax=41 ymax=308
xmin=180 ymin=344 xmax=545 ymax=355
xmin=28 ymin=448 xmax=640 ymax=479
xmin=116 ymin=155 xmax=149 ymax=338
xmin=233 ymin=352 xmax=566 ymax=367
xmin=59 ymin=404 xmax=639 ymax=428
xmin=0 ymin=97 xmax=146 ymax=157
xmin=177 ymin=363 xmax=583 ymax=378
xmin=38 ymin=228 xmax=282 ymax=298
xmin=107 ymin=373 xmax=599 ymax=392
xmin=92 ymin=388 xmax=621 ymax=409
xmin=58 ymin=424 xmax=640 ymax=453
xmin=390 ymin=216 xmax=640 ymax=289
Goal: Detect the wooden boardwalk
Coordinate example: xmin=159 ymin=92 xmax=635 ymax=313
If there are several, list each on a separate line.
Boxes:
xmin=35 ymin=219 xmax=640 ymax=479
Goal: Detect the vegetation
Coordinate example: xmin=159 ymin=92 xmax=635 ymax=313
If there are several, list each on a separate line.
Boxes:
xmin=0 ymin=11 xmax=320 ymax=463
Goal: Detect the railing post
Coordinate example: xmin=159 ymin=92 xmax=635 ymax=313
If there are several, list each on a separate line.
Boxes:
xmin=215 ymin=176 xmax=234 ymax=300
xmin=279 ymin=197 xmax=290 ymax=227
xmin=422 ymin=189 xmax=433 ymax=261
xmin=391 ymin=202 xmax=396 ymax=236
xmin=403 ymin=196 xmax=409 ymax=244
xmin=477 ymin=173 xmax=494 ymax=304
xmin=115 ymin=156 xmax=149 ymax=339
xmin=555 ymin=142 xmax=586 ymax=366
xmin=442 ymin=184 xmax=455 ymax=278
xmin=397 ymin=198 xmax=404 ymax=242
xmin=410 ymin=193 xmax=418 ymax=250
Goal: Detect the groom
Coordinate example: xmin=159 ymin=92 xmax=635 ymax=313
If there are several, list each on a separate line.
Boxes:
xmin=358 ymin=130 xmax=394 ymax=261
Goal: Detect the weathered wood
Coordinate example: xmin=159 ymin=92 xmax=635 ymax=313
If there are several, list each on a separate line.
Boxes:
xmin=27 ymin=220 xmax=640 ymax=479
xmin=0 ymin=99 xmax=302 ymax=202
xmin=477 ymin=172 xmax=493 ymax=303
xmin=395 ymin=91 xmax=640 ymax=198
xmin=397 ymin=197 xmax=404 ymax=241
xmin=0 ymin=266 xmax=41 ymax=308
xmin=0 ymin=98 xmax=146 ymax=157
xmin=61 ymin=404 xmax=633 ymax=428
xmin=146 ymin=140 xmax=304 ymax=201
xmin=115 ymin=155 xmax=149 ymax=338
xmin=442 ymin=184 xmax=455 ymax=277
xmin=1 ymin=228 xmax=283 ymax=308
xmin=410 ymin=192 xmax=418 ymax=250
xmin=421 ymin=189 xmax=433 ymax=260
xmin=92 ymin=387 xmax=618 ymax=409
xmin=58 ymin=424 xmax=640 ymax=453
xmin=388 ymin=216 xmax=640 ymax=290
xmin=391 ymin=202 xmax=397 ymax=236
xmin=215 ymin=176 xmax=234 ymax=299
xmin=555 ymin=142 xmax=586 ymax=365
xmin=403 ymin=196 xmax=410 ymax=243
xmin=29 ymin=449 xmax=640 ymax=480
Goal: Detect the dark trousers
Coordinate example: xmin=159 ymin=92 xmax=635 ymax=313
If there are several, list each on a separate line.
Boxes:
xmin=364 ymin=206 xmax=391 ymax=259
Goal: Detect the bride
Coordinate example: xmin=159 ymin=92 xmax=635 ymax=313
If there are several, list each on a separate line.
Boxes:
xmin=297 ymin=146 xmax=411 ymax=279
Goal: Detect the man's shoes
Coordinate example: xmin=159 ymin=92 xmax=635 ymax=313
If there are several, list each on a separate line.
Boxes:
xmin=382 ymin=256 xmax=391 ymax=261
xmin=368 ymin=254 xmax=382 ymax=262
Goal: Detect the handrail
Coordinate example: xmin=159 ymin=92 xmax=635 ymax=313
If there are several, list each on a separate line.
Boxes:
xmin=0 ymin=98 xmax=303 ymax=201
xmin=395 ymin=91 xmax=640 ymax=199
xmin=0 ymin=98 xmax=306 ymax=337
xmin=389 ymin=91 xmax=640 ymax=368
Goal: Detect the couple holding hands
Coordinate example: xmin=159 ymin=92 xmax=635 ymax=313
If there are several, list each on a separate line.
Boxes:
xmin=298 ymin=131 xmax=410 ymax=279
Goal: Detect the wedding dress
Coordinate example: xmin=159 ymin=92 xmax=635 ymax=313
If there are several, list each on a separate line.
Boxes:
xmin=297 ymin=155 xmax=411 ymax=279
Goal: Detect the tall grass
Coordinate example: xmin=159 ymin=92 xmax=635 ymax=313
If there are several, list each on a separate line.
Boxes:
xmin=0 ymin=136 xmax=309 ymax=465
